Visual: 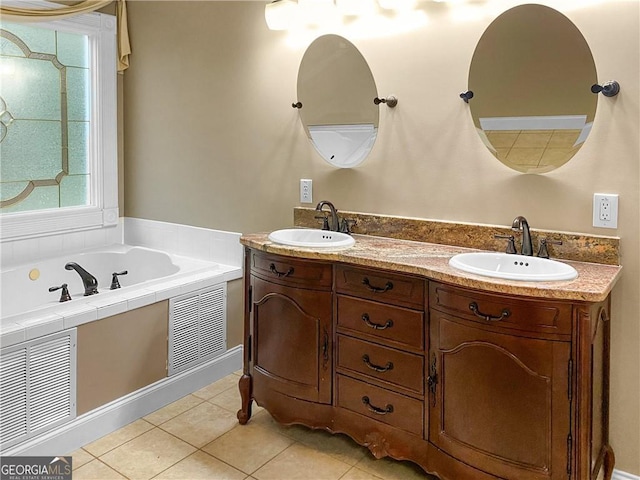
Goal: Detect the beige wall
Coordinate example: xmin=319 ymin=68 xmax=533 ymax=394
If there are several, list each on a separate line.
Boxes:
xmin=122 ymin=1 xmax=639 ymax=474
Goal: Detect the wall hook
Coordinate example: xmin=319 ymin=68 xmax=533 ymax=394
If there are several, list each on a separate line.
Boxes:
xmin=591 ymin=81 xmax=620 ymax=97
xmin=460 ymin=91 xmax=474 ymax=103
xmin=374 ymin=96 xmax=398 ymax=108
xmin=292 ymin=101 xmax=302 ymax=108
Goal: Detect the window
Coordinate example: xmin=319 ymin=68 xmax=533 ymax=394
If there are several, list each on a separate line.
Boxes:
xmin=0 ymin=7 xmax=117 ymax=240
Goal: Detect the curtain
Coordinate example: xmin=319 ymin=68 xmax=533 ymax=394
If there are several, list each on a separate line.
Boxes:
xmin=0 ymin=0 xmax=131 ymax=72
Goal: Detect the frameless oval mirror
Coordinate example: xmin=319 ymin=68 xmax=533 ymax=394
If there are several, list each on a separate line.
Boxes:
xmin=468 ymin=4 xmax=597 ymax=174
xmin=297 ymin=34 xmax=378 ymax=168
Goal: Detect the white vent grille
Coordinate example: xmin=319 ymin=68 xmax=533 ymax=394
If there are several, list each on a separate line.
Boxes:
xmin=0 ymin=330 xmax=77 ymax=450
xmin=169 ymin=284 xmax=226 ymax=375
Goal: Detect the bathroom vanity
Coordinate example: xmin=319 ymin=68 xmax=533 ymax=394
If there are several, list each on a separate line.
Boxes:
xmin=237 ymin=232 xmax=620 ymax=480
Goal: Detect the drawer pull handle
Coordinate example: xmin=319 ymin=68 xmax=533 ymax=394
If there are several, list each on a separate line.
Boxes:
xmin=469 ymin=302 xmax=511 ymax=322
xmin=362 ymin=396 xmax=394 ymax=415
xmin=362 ymin=354 xmax=394 ymax=373
xmin=362 ymin=313 xmax=394 ymax=330
xmin=269 ymin=263 xmax=294 ymax=278
xmin=362 ymin=277 xmax=393 ymax=293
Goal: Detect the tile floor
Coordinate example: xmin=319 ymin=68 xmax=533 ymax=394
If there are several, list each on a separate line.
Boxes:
xmin=70 ymin=371 xmax=436 ymax=480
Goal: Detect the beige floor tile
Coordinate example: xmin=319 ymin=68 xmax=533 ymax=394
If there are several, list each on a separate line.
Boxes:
xmin=153 ymin=450 xmax=246 ymax=480
xmin=283 ymin=425 xmax=368 ymax=466
xmin=83 ymin=419 xmax=155 ymax=457
xmin=160 ymin=401 xmax=239 ymax=448
xmin=100 ymin=428 xmax=196 ymax=480
xmin=208 ymin=382 xmax=243 ymax=412
xmin=69 ymin=448 xmax=94 ymax=470
xmin=233 ymin=369 xmax=243 ymax=376
xmin=73 ymin=459 xmax=126 ymax=480
xmin=355 ymin=454 xmax=433 ymax=480
xmin=202 ymin=421 xmax=294 ymax=474
xmin=340 ymin=466 xmax=385 ymax=480
xmin=253 ymin=443 xmax=351 ymax=480
xmin=193 ymin=375 xmax=240 ymax=400
xmin=144 ymin=394 xmax=204 ymax=425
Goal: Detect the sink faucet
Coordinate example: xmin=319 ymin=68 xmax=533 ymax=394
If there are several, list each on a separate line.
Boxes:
xmin=65 ymin=262 xmax=99 ymax=296
xmin=315 ymin=200 xmax=340 ymax=232
xmin=511 ymin=216 xmax=533 ymax=256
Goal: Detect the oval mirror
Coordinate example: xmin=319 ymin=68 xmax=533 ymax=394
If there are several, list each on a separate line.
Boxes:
xmin=468 ymin=5 xmax=597 ymax=174
xmin=297 ymin=34 xmax=378 ymax=168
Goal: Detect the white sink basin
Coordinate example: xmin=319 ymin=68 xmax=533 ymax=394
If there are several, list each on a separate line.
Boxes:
xmin=268 ymin=228 xmax=355 ymax=249
xmin=449 ymin=252 xmax=578 ymax=282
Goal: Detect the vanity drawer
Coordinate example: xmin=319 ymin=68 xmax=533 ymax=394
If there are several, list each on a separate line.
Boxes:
xmin=251 ymin=251 xmax=332 ymax=289
xmin=337 ymin=335 xmax=423 ymax=394
xmin=335 ymin=265 xmax=425 ymax=309
xmin=337 ymin=375 xmax=423 ymax=436
xmin=337 ymin=295 xmax=424 ymax=350
xmin=429 ymin=282 xmax=572 ymax=336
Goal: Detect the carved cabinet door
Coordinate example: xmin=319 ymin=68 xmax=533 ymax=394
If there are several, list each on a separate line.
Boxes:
xmin=428 ymin=312 xmax=571 ymax=480
xmin=250 ymin=275 xmax=333 ymax=404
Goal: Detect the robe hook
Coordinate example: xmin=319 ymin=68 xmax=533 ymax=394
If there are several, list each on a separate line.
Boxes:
xmin=292 ymin=101 xmax=302 ymax=108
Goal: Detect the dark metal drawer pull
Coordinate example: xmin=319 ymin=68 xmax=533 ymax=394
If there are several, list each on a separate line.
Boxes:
xmin=269 ymin=263 xmax=294 ymax=278
xmin=362 ymin=277 xmax=394 ymax=293
xmin=362 ymin=396 xmax=394 ymax=415
xmin=469 ymin=302 xmax=511 ymax=322
xmin=361 ymin=313 xmax=394 ymax=330
xmin=362 ymin=354 xmax=394 ymax=373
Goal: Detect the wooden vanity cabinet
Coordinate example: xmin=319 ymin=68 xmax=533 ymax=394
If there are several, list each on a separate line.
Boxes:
xmin=239 ymin=249 xmax=614 ymax=480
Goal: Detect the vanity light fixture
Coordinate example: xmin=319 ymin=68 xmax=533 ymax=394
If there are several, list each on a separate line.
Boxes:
xmin=591 ymin=80 xmax=620 ymax=97
xmin=265 ymin=0 xmax=298 ymax=30
xmin=298 ymin=0 xmax=339 ymax=26
xmin=378 ymin=0 xmax=417 ymax=10
xmin=336 ymin=0 xmax=377 ymax=15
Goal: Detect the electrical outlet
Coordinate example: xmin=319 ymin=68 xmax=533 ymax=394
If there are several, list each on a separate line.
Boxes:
xmin=300 ymin=179 xmax=313 ymax=203
xmin=593 ymin=193 xmax=618 ymax=229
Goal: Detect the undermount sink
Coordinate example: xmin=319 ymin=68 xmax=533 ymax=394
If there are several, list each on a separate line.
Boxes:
xmin=268 ymin=228 xmax=355 ymax=249
xmin=449 ymin=252 xmax=578 ymax=282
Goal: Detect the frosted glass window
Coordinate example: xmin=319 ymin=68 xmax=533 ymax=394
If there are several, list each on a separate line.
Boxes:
xmin=0 ymin=22 xmax=91 ymax=212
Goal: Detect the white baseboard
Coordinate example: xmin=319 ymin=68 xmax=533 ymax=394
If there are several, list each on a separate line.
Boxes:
xmin=2 ymin=346 xmax=243 ymax=457
xmin=614 ymin=470 xmax=640 ymax=480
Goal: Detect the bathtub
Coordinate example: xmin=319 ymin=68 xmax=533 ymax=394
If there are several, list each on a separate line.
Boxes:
xmin=0 ymin=244 xmax=242 ymax=348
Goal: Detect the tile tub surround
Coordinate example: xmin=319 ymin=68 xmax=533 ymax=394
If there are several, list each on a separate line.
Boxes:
xmin=240 ymin=232 xmax=621 ymax=303
xmin=294 ymin=207 xmax=620 ymax=266
xmin=0 ymin=219 xmax=244 ymax=349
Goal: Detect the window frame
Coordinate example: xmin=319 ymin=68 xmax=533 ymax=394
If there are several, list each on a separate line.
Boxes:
xmin=0 ymin=4 xmax=118 ymax=241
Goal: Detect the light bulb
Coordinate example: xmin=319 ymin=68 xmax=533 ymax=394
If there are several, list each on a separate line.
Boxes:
xmin=264 ymin=0 xmax=298 ymax=31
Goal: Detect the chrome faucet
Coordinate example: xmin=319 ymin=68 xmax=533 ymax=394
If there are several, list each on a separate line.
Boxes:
xmin=315 ymin=200 xmax=340 ymax=232
xmin=65 ymin=262 xmax=99 ymax=296
xmin=511 ymin=216 xmax=533 ymax=256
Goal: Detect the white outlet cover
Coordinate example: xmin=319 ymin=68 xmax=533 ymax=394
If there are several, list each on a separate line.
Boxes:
xmin=593 ymin=193 xmax=618 ymax=229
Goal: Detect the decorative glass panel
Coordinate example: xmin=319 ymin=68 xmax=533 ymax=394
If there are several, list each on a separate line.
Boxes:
xmin=0 ymin=22 xmax=91 ymax=211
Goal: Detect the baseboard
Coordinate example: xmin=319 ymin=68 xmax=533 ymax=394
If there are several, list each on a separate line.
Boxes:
xmin=614 ymin=470 xmax=640 ymax=480
xmin=1 ymin=345 xmax=243 ymax=457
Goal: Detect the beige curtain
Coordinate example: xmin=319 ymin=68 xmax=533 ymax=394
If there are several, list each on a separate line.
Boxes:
xmin=0 ymin=0 xmax=131 ymax=72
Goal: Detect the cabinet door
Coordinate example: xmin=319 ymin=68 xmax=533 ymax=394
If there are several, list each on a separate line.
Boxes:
xmin=429 ymin=312 xmax=571 ymax=480
xmin=251 ymin=276 xmax=332 ymax=404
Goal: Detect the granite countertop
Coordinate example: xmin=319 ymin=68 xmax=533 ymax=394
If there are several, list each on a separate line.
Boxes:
xmin=240 ymin=232 xmax=622 ymax=303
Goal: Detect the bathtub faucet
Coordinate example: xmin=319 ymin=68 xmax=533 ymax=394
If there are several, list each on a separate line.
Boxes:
xmin=65 ymin=262 xmax=99 ymax=296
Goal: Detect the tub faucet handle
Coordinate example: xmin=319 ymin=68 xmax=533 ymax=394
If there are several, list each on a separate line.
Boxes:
xmin=110 ymin=271 xmax=128 ymax=290
xmin=49 ymin=283 xmax=72 ymax=302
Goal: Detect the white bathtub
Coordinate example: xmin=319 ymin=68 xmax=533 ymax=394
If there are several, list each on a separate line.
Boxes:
xmin=0 ymin=244 xmax=242 ymax=348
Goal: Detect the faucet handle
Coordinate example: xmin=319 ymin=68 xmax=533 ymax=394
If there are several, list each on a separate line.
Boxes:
xmin=49 ymin=283 xmax=72 ymax=302
xmin=537 ymin=238 xmax=562 ymax=259
xmin=314 ymin=215 xmax=330 ymax=231
xmin=110 ymin=271 xmax=128 ymax=290
xmin=495 ymin=234 xmax=517 ymax=254
xmin=339 ymin=218 xmax=357 ymax=235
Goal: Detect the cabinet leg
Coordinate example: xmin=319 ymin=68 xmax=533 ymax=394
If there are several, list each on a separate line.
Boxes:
xmin=237 ymin=373 xmax=253 ymax=425
xmin=603 ymin=445 xmax=615 ymax=480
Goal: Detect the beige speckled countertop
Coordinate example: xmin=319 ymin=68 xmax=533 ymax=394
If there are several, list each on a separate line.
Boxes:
xmin=240 ymin=232 xmax=622 ymax=303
